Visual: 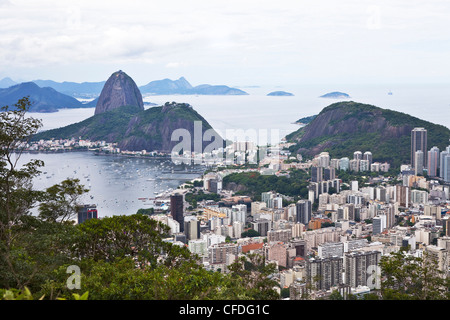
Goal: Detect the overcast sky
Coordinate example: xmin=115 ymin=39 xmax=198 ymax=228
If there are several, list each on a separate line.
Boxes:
xmin=1 ymin=0 xmax=450 ymax=86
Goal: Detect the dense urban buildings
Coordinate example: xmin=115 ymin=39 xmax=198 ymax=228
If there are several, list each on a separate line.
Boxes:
xmin=156 ymin=134 xmax=450 ymax=300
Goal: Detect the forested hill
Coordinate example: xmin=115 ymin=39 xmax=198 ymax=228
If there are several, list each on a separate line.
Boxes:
xmin=32 ymin=102 xmax=221 ymax=153
xmin=286 ymin=101 xmax=450 ymax=168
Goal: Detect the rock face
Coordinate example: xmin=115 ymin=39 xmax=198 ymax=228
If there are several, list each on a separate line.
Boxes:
xmin=95 ymin=70 xmax=143 ymax=115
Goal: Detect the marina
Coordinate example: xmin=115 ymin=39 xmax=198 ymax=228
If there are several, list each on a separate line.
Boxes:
xmin=18 ymin=151 xmax=206 ymax=218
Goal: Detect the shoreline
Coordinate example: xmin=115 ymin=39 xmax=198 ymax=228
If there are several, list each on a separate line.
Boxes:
xmin=18 ymin=148 xmax=173 ymax=161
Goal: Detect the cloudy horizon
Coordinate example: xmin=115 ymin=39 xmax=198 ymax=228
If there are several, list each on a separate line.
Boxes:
xmin=1 ymin=0 xmax=450 ymax=87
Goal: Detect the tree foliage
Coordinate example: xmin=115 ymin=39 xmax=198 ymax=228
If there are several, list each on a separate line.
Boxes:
xmin=223 ymin=169 xmax=309 ymax=200
xmin=380 ymin=250 xmax=450 ymax=300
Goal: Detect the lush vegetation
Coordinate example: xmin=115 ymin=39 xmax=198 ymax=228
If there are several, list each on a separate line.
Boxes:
xmin=287 ymin=101 xmax=450 ymax=169
xmin=31 ymin=102 xmax=218 ymax=150
xmin=31 ymin=104 xmax=142 ymax=141
xmin=184 ymin=190 xmax=221 ymax=208
xmin=222 ymin=169 xmax=310 ymax=200
xmin=295 ymin=115 xmax=317 ymax=124
xmin=375 ymin=250 xmax=449 ymax=300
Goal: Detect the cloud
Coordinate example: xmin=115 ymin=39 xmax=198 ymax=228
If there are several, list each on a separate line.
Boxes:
xmin=1 ymin=0 xmax=450 ymax=84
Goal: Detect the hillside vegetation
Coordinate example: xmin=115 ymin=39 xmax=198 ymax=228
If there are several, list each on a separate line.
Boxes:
xmin=286 ymin=101 xmax=450 ymax=168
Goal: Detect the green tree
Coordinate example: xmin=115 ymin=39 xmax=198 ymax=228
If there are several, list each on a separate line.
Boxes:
xmin=328 ymin=290 xmax=344 ymax=300
xmin=0 ymin=98 xmax=87 ymax=291
xmin=73 ymin=214 xmax=191 ymax=269
xmin=380 ymin=250 xmax=449 ymax=300
xmin=0 ymin=97 xmax=46 ymax=289
xmin=224 ymin=253 xmax=280 ymax=300
xmin=38 ymin=178 xmax=89 ymax=222
xmin=241 ymin=229 xmax=260 ymax=238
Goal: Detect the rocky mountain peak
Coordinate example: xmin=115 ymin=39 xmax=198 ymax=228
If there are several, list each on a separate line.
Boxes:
xmin=94 ymin=70 xmax=144 ymax=115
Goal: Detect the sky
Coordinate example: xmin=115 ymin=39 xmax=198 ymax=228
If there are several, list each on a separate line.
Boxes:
xmin=1 ymin=0 xmax=450 ymax=86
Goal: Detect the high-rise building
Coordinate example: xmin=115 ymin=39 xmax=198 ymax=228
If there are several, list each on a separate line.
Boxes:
xmin=414 ymin=150 xmax=424 ymax=175
xmin=316 ymin=152 xmax=330 ymax=168
xmin=208 ymin=242 xmax=239 ymax=265
xmin=442 ymin=152 xmax=450 ymax=183
xmin=296 ymin=200 xmax=312 ymax=225
xmin=208 ymin=179 xmax=222 ymax=193
xmin=339 ymin=157 xmax=350 ymax=171
xmin=311 ymin=166 xmax=323 ymax=183
xmin=170 ymin=193 xmax=184 ymax=231
xmin=440 ymin=145 xmax=450 ymax=179
xmin=231 ymin=204 xmax=247 ymax=223
xmin=262 ymin=191 xmax=278 ymax=208
xmin=395 ymin=185 xmax=411 ymax=208
xmin=77 ymin=204 xmax=98 ymax=224
xmin=363 ymin=151 xmax=373 ymax=166
xmin=268 ymin=229 xmax=292 ymax=243
xmin=411 ymin=128 xmax=427 ymax=168
xmin=354 ymin=151 xmax=363 ymax=161
xmin=427 ymin=146 xmax=440 ymax=177
xmin=446 ymin=219 xmax=450 ymax=237
xmin=324 ymin=167 xmax=336 ymax=181
xmin=345 ymin=251 xmax=381 ymax=289
xmin=330 ymin=159 xmax=340 ymax=170
xmin=424 ymin=245 xmax=449 ymax=273
xmin=251 ymin=219 xmax=271 ymax=237
xmin=266 ymin=242 xmax=288 ymax=268
xmin=184 ymin=215 xmax=200 ymax=240
xmin=318 ymin=242 xmax=345 ymax=259
xmin=386 ymin=203 xmax=396 ymax=229
xmin=359 ymin=160 xmax=370 ymax=172
xmin=372 ymin=215 xmax=386 ymax=235
xmin=349 ymin=159 xmax=359 ymax=172
xmin=306 ymin=256 xmax=344 ymax=291
xmin=290 ymin=239 xmax=306 ymax=257
xmin=251 ymin=201 xmax=267 ymax=216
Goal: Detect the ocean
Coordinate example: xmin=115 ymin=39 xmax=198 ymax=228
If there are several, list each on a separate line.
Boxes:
xmin=21 ymin=83 xmax=450 ymax=217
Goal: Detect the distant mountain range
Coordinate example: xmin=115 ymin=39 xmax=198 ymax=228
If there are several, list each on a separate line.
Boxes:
xmin=0 ymin=82 xmax=89 ymax=113
xmin=1 ymin=76 xmax=247 ymax=97
xmin=0 ymin=75 xmax=248 ymax=112
xmin=32 ymin=79 xmax=106 ymax=98
xmin=0 ymin=77 xmax=17 ymax=88
xmin=139 ymin=77 xmax=248 ymax=95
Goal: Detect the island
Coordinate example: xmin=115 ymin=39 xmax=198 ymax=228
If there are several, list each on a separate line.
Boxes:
xmin=267 ymin=91 xmax=294 ymax=96
xmin=319 ymin=92 xmax=350 ymax=99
